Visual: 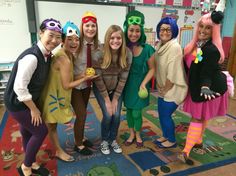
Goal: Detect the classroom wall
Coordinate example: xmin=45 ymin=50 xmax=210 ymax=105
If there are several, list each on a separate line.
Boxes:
xmin=0 ymin=0 xmax=31 ymax=63
xmin=136 ymin=5 xmax=201 ymax=31
xmin=222 ymin=0 xmax=236 ymax=37
xmin=0 ymin=1 xmax=234 ymax=63
xmin=35 ymin=1 xmax=127 ymax=43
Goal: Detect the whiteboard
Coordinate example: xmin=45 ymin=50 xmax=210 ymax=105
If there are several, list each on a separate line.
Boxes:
xmin=0 ymin=0 xmax=31 ymax=63
xmin=35 ymin=1 xmax=127 ymax=44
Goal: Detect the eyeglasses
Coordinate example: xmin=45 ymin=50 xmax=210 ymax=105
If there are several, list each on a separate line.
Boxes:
xmin=45 ymin=21 xmax=62 ymax=33
xmin=160 ymin=28 xmax=172 ymax=33
xmin=128 ymin=16 xmax=142 ymax=26
xmin=82 ymin=16 xmax=97 ymax=24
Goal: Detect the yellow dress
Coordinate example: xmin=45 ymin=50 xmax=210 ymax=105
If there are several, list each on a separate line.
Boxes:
xmin=41 ymin=49 xmax=74 ymax=123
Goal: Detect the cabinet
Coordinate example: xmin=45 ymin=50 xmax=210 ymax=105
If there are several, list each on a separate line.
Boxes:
xmin=0 ymin=62 xmax=13 ymax=106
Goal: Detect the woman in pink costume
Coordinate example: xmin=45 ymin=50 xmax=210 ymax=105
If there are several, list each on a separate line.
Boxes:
xmin=178 ymin=10 xmax=233 ymax=164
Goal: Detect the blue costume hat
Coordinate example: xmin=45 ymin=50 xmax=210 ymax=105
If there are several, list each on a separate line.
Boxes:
xmin=62 ymin=21 xmax=80 ymax=37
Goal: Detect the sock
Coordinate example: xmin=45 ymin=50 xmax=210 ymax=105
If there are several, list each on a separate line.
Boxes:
xmin=183 ymin=122 xmax=203 ymax=157
xmin=196 ymin=121 xmax=207 ymax=144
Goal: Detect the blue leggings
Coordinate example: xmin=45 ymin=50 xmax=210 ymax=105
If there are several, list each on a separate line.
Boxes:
xmin=158 ymin=97 xmax=178 ymax=143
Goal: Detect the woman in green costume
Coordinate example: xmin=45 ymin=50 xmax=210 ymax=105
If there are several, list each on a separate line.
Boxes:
xmin=123 ymin=10 xmax=155 ymax=147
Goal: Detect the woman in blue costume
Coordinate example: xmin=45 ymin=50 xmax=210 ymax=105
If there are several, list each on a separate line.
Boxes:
xmin=123 ymin=10 xmax=155 ymax=147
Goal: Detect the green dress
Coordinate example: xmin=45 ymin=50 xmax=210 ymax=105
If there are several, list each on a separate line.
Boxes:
xmin=124 ymin=44 xmax=155 ymax=109
xmin=41 ymin=49 xmax=74 ymax=124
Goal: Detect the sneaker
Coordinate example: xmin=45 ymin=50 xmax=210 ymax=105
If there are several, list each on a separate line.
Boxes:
xmin=111 ymin=140 xmax=122 ymax=153
xmin=100 ymin=140 xmax=110 ymax=155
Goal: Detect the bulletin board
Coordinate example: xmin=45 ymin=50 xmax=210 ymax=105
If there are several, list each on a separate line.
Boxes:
xmin=135 ymin=5 xmax=201 ymax=47
xmin=35 ymin=1 xmax=127 ymax=44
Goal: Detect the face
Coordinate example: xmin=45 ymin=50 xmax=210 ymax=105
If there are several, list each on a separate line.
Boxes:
xmin=159 ymin=24 xmax=172 ymax=44
xmin=40 ymin=29 xmax=62 ymax=52
xmin=83 ymin=21 xmax=97 ymax=40
xmin=64 ymin=35 xmax=80 ymax=54
xmin=109 ymin=31 xmax=122 ymax=51
xmin=198 ymin=22 xmax=212 ymax=41
xmin=127 ymin=25 xmax=141 ymax=43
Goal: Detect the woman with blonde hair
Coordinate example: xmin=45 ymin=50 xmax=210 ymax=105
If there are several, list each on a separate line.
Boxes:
xmin=92 ymin=25 xmax=132 ymax=155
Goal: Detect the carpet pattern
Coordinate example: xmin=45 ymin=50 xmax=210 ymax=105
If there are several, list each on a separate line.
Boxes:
xmin=1 ymin=93 xmax=236 ymax=176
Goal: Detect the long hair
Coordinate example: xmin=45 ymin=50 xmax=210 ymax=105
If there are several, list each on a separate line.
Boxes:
xmin=184 ymin=13 xmax=224 ymax=63
xmin=102 ymin=25 xmax=127 ymax=69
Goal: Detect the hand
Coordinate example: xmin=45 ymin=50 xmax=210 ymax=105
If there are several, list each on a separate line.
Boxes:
xmin=139 ymin=84 xmax=146 ymax=90
xmin=105 ymin=98 xmax=112 ymax=116
xmin=30 ymin=108 xmax=42 ymax=126
xmin=158 ymin=86 xmax=166 ymax=97
xmin=84 ymin=74 xmax=99 ymax=81
xmin=75 ymin=72 xmax=86 ymax=80
xmin=200 ymin=86 xmax=220 ymax=100
xmin=111 ymin=98 xmax=118 ymax=115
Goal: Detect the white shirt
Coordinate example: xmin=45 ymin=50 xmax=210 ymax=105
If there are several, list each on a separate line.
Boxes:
xmin=13 ymin=41 xmax=49 ymax=102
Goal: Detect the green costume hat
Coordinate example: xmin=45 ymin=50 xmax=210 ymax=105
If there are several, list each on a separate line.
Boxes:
xmin=123 ymin=10 xmax=146 ymax=46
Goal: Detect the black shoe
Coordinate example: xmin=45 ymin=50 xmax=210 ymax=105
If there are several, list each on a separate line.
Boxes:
xmin=194 ymin=143 xmax=203 ymax=148
xmin=83 ymin=139 xmax=93 ymax=148
xmin=32 ymin=165 xmax=50 ymax=176
xmin=74 ymin=145 xmax=93 ymax=155
xmin=17 ymin=166 xmax=33 ymax=176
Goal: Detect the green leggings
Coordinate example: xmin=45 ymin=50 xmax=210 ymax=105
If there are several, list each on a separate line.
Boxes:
xmin=126 ymin=108 xmax=142 ymax=131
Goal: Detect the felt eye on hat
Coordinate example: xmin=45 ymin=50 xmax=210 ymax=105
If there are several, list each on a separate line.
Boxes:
xmin=127 ymin=16 xmax=142 ymax=25
xmin=44 ymin=20 xmax=62 ymax=33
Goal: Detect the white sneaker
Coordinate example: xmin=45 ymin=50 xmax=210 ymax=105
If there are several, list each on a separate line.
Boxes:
xmin=100 ymin=140 xmax=110 ymax=155
xmin=111 ymin=140 xmax=122 ymax=153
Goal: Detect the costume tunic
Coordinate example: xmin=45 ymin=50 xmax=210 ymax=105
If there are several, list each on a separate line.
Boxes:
xmin=41 ymin=49 xmax=74 ymax=123
xmin=124 ymin=44 xmax=155 ymax=109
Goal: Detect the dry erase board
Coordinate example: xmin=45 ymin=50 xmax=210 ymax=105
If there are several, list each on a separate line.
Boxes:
xmin=35 ymin=1 xmax=127 ymax=43
xmin=0 ymin=0 xmax=31 ymax=63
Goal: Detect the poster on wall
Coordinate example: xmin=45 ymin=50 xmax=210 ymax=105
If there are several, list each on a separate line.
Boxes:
xmin=173 ymin=0 xmax=183 ymax=6
xmin=192 ymin=0 xmax=201 ymax=8
xmin=132 ymin=0 xmax=144 ymax=3
xmin=155 ymin=0 xmax=166 ymax=5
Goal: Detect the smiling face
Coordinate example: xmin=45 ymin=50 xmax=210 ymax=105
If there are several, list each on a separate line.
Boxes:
xmin=127 ymin=25 xmax=141 ymax=43
xmin=40 ymin=29 xmax=62 ymax=52
xmin=83 ymin=21 xmax=97 ymax=41
xmin=63 ymin=35 xmax=80 ymax=54
xmin=159 ymin=24 xmax=172 ymax=44
xmin=109 ymin=31 xmax=122 ymax=51
xmin=198 ymin=22 xmax=212 ymax=41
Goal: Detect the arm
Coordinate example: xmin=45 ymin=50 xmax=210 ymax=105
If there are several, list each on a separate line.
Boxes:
xmin=112 ymin=50 xmax=132 ymax=114
xmin=57 ymin=55 xmax=93 ymax=90
xmin=159 ymin=43 xmax=186 ymax=96
xmin=92 ymin=51 xmax=112 ymax=116
xmin=200 ymin=46 xmax=221 ymax=100
xmin=92 ymin=51 xmax=109 ymax=98
xmin=13 ymin=55 xmax=42 ymax=126
xmin=140 ymin=54 xmax=155 ymax=90
xmin=159 ymin=79 xmax=174 ymax=97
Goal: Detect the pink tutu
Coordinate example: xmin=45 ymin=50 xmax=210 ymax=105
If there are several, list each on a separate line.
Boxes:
xmin=183 ymin=91 xmax=228 ymax=120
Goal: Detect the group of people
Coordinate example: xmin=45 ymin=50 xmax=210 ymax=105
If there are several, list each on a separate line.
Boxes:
xmin=4 ymin=7 xmax=232 ymax=176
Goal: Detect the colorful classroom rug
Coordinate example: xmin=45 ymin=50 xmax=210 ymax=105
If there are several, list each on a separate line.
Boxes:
xmin=1 ymin=93 xmax=236 ymax=176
